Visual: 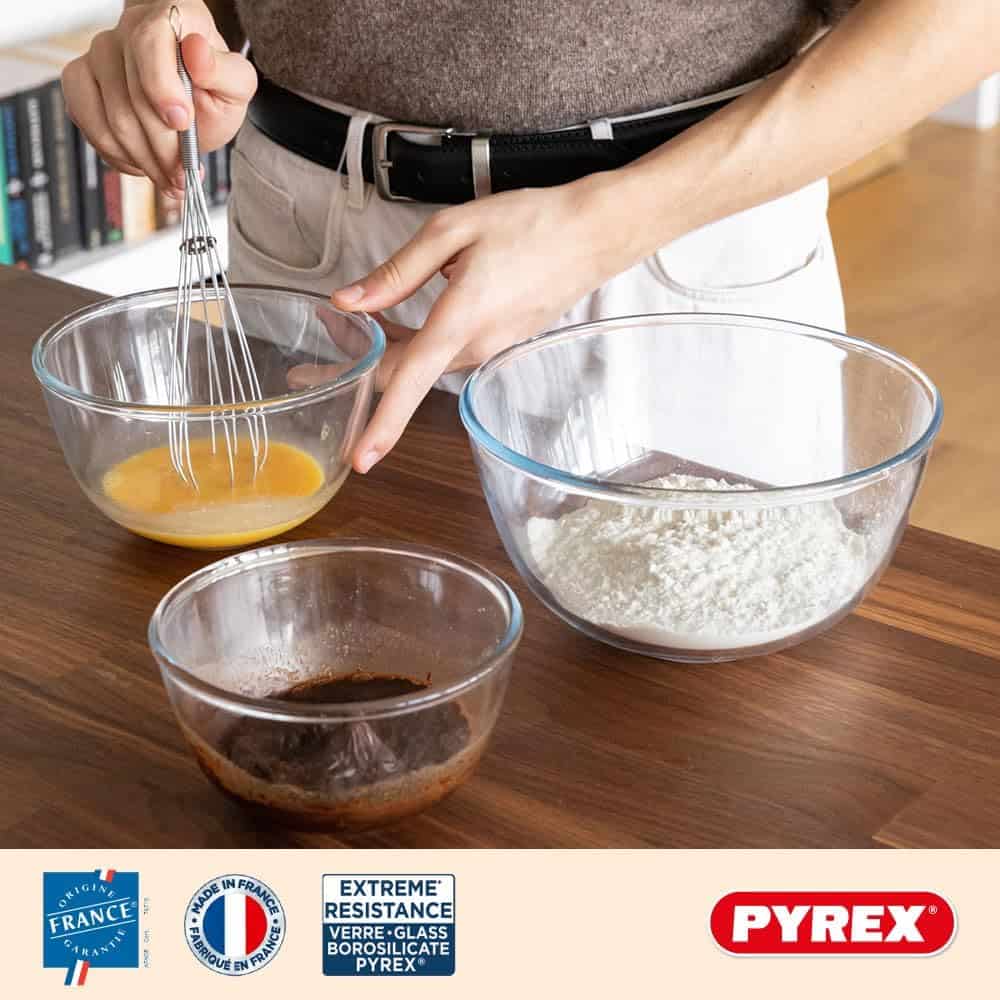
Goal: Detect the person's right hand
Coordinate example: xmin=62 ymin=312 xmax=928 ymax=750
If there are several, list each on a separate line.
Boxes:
xmin=61 ymin=0 xmax=256 ymax=197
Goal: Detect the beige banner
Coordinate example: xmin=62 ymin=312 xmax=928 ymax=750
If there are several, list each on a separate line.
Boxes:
xmin=3 ymin=849 xmax=988 ymax=996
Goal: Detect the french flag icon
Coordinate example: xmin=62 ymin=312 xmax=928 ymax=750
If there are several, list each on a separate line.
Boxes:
xmin=65 ymin=960 xmax=89 ymax=987
xmin=202 ymin=892 xmax=269 ymax=959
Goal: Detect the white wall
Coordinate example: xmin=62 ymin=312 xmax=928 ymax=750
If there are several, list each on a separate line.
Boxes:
xmin=1 ymin=3 xmax=120 ymax=49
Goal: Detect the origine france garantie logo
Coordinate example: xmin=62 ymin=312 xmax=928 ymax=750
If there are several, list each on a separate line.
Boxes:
xmin=184 ymin=874 xmax=286 ymax=976
xmin=43 ymin=869 xmax=140 ymax=986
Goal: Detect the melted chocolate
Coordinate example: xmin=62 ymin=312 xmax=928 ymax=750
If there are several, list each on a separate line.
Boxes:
xmin=190 ymin=671 xmax=477 ymax=830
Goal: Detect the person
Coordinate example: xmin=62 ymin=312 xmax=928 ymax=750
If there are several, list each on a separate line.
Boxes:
xmin=62 ymin=1 xmax=997 ymax=476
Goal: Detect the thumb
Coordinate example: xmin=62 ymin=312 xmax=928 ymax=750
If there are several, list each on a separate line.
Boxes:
xmin=331 ymin=213 xmax=470 ymax=312
xmin=182 ymin=33 xmax=257 ymax=104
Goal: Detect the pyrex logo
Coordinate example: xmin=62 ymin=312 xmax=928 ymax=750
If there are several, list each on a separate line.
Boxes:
xmin=710 ymin=892 xmax=956 ymax=956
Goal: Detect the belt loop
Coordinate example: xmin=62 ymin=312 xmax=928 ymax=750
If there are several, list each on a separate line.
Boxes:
xmin=588 ymin=118 xmax=614 ymax=140
xmin=346 ymin=113 xmax=372 ymax=210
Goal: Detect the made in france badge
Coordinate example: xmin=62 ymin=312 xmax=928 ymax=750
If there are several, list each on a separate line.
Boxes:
xmin=322 ymin=875 xmax=455 ymax=976
xmin=184 ymin=874 xmax=285 ymax=976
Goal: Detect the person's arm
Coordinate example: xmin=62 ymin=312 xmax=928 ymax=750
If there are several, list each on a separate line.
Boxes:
xmin=616 ymin=0 xmax=998 ymax=264
xmin=335 ymin=0 xmax=999 ymax=474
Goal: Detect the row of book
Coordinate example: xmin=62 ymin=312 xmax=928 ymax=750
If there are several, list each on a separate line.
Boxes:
xmin=1 ymin=27 xmax=231 ymax=270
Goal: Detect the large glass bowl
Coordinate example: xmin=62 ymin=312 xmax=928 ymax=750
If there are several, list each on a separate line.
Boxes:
xmin=460 ymin=313 xmax=942 ymax=662
xmin=32 ymin=285 xmax=384 ymax=549
xmin=148 ymin=539 xmax=522 ymax=830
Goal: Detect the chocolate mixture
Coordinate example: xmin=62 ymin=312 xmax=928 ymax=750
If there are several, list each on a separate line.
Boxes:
xmin=188 ymin=671 xmax=482 ymax=830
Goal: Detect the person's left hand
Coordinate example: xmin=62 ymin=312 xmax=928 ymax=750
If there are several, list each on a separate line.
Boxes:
xmin=329 ymin=175 xmax=642 ymax=473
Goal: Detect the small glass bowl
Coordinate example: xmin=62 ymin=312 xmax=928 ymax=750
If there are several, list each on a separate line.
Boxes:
xmin=148 ymin=539 xmax=522 ymax=830
xmin=33 ymin=285 xmax=385 ymax=549
xmin=460 ymin=313 xmax=942 ymax=662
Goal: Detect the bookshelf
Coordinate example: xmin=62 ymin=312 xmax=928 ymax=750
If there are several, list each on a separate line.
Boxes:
xmin=40 ymin=203 xmax=229 ymax=295
xmin=2 ymin=21 xmax=231 ymax=296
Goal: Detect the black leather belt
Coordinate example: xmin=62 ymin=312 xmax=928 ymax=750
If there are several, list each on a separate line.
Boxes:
xmin=247 ymin=75 xmax=737 ymax=205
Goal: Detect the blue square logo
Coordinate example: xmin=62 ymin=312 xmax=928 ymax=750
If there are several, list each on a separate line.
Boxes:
xmin=43 ymin=870 xmax=140 ymax=984
xmin=323 ymin=875 xmax=455 ymax=976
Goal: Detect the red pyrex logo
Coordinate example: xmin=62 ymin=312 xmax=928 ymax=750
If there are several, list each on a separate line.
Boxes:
xmin=710 ymin=892 xmax=956 ymax=956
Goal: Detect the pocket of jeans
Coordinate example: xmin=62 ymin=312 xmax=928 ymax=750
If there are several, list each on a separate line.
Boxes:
xmin=227 ymin=125 xmax=344 ymax=280
xmin=649 ymin=180 xmax=830 ymax=304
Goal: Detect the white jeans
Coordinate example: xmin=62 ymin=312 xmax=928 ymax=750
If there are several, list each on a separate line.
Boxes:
xmin=228 ymin=115 xmax=847 ymax=483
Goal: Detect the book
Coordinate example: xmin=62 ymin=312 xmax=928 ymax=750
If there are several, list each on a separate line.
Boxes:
xmin=101 ymin=162 xmax=123 ymax=244
xmin=0 ymin=99 xmax=11 ymax=265
xmin=17 ymin=85 xmax=54 ymax=268
xmin=76 ymin=128 xmax=102 ymax=250
xmin=0 ymin=51 xmax=59 ymax=268
xmin=43 ymin=79 xmax=81 ymax=257
xmin=1 ymin=97 xmax=31 ymax=267
xmin=121 ymin=173 xmax=156 ymax=243
xmin=17 ymin=28 xmax=104 ymax=260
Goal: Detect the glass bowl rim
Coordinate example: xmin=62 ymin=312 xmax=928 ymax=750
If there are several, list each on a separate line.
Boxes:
xmin=32 ymin=284 xmax=386 ymax=419
xmin=147 ymin=537 xmax=523 ymax=723
xmin=459 ymin=311 xmax=943 ymax=507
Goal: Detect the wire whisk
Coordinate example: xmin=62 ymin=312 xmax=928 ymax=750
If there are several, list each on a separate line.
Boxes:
xmin=167 ymin=4 xmax=267 ymax=490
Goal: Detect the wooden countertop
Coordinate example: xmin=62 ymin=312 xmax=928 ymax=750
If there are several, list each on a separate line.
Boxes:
xmin=3 ymin=266 xmax=1000 ymax=849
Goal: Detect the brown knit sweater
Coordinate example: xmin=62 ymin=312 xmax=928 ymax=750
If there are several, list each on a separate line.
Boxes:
xmin=235 ymin=1 xmax=857 ymax=132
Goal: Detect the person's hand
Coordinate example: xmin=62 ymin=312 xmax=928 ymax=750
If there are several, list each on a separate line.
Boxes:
xmin=61 ymin=0 xmax=256 ymax=196
xmin=330 ymin=175 xmax=644 ymax=473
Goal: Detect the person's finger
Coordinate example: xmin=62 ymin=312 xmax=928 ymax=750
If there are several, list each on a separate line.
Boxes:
xmin=62 ymin=57 xmax=144 ymax=177
xmin=123 ymin=46 xmax=184 ymax=188
xmin=351 ymin=296 xmax=466 ymax=472
xmin=127 ymin=8 xmax=195 ymax=129
xmin=371 ymin=311 xmax=416 ymax=342
xmin=365 ymin=341 xmax=405 ymax=391
xmin=286 ymin=361 xmax=357 ymax=389
xmin=286 ymin=308 xmax=410 ymax=390
xmin=182 ymin=33 xmax=257 ymax=104
xmin=293 ymin=318 xmax=479 ymax=399
xmin=316 ymin=304 xmax=371 ymax=356
xmin=331 ymin=212 xmax=471 ymax=312
xmin=90 ymin=35 xmax=173 ymax=189
xmin=374 ymin=335 xmax=488 ymax=391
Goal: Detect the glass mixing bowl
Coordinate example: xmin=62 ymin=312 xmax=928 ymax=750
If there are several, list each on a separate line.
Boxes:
xmin=460 ymin=313 xmax=942 ymax=662
xmin=148 ymin=539 xmax=522 ymax=830
xmin=33 ymin=285 xmax=384 ymax=549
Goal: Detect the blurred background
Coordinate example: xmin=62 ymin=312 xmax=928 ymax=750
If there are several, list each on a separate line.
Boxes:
xmin=3 ymin=3 xmax=998 ymax=548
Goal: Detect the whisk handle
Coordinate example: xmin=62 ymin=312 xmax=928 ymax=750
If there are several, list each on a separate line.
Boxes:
xmin=170 ymin=8 xmax=201 ymax=172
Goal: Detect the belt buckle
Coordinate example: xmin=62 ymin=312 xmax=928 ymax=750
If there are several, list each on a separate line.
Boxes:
xmin=373 ymin=122 xmax=491 ymax=202
xmin=372 ymin=123 xmax=451 ymax=202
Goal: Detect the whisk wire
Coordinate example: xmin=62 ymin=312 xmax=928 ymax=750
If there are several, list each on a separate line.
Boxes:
xmin=167 ymin=5 xmax=268 ymax=491
xmin=217 ymin=254 xmax=270 ymax=476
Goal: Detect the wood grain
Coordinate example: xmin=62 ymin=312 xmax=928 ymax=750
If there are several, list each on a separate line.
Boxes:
xmin=876 ymin=763 xmax=1000 ymax=849
xmin=2 ymin=266 xmax=1000 ymax=848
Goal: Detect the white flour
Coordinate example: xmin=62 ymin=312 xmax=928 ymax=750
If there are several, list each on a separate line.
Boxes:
xmin=526 ymin=474 xmax=873 ymax=651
